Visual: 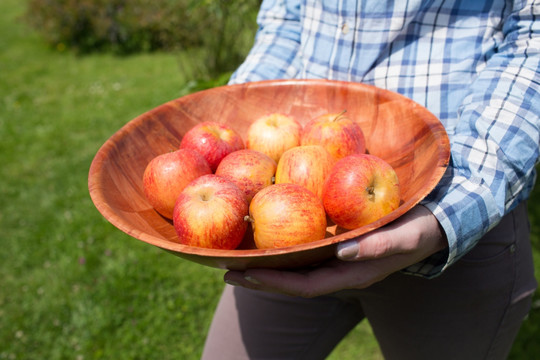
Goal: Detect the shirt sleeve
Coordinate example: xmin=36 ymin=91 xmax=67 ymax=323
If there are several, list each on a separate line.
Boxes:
xmin=406 ymin=1 xmax=540 ymax=278
xmin=228 ymin=0 xmax=303 ymax=84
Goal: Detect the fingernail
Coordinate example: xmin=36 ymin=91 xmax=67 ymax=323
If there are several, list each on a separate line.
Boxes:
xmin=225 ymin=279 xmax=241 ymax=287
xmin=337 ymin=241 xmax=359 ymax=260
xmin=244 ymin=275 xmax=261 ymax=285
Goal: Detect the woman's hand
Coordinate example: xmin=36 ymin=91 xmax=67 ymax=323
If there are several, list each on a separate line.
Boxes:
xmin=224 ymin=205 xmax=447 ymax=297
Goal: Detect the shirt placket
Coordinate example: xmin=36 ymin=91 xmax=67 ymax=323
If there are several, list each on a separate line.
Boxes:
xmin=328 ymin=6 xmax=355 ymax=81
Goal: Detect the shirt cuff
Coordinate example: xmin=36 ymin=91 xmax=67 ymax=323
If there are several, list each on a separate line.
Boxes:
xmin=401 ymin=165 xmax=501 ymax=278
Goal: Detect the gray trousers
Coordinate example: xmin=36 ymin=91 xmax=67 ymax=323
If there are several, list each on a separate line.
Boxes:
xmin=202 ymin=202 xmax=537 ymax=360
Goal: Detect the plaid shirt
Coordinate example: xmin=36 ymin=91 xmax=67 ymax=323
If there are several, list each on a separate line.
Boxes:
xmin=229 ymin=0 xmax=540 ymax=277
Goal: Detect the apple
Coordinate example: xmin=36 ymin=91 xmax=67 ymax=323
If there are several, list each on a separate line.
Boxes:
xmin=173 ymin=174 xmax=248 ymax=249
xmin=275 ymin=145 xmax=335 ymax=200
xmin=142 ymin=148 xmax=212 ymax=219
xmin=179 ymin=121 xmax=245 ymax=171
xmin=322 ymin=153 xmax=400 ymax=230
xmin=247 ymin=183 xmax=327 ymax=249
xmin=215 ymin=149 xmax=277 ymax=203
xmin=246 ymin=113 xmax=302 ymax=163
xmin=301 ymin=110 xmax=366 ymax=160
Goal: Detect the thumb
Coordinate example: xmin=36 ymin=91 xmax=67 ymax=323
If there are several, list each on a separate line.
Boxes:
xmin=336 ymin=231 xmax=396 ymax=261
xmin=336 ymin=239 xmax=361 ymax=260
xmin=335 ymin=205 xmax=445 ymax=262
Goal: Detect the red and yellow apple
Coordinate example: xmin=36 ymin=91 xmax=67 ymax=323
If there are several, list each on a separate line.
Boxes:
xmin=322 ymin=154 xmax=400 ymax=230
xmin=301 ymin=110 xmax=366 ymax=160
xmin=246 ymin=113 xmax=302 ymax=163
xmin=215 ymin=149 xmax=277 ymax=203
xmin=180 ymin=121 xmax=244 ymax=171
xmin=173 ymin=174 xmax=248 ymax=250
xmin=275 ymin=145 xmax=335 ymax=200
xmin=142 ymin=148 xmax=212 ymax=219
xmin=247 ymin=183 xmax=327 ymax=249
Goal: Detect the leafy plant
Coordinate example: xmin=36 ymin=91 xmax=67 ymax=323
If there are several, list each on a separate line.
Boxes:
xmin=24 ymin=0 xmax=259 ymax=59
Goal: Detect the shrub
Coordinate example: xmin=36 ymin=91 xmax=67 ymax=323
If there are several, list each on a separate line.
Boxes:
xmin=177 ymin=0 xmax=260 ymax=87
xmin=24 ymin=0 xmax=260 ymax=59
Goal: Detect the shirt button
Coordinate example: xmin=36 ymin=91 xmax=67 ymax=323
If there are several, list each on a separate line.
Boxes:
xmin=341 ymin=22 xmax=350 ymax=34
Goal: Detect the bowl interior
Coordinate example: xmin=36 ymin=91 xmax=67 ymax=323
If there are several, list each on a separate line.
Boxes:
xmin=88 ymin=79 xmax=450 ymax=270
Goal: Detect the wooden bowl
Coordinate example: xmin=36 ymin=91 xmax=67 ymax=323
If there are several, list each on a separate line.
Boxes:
xmin=88 ymin=79 xmax=450 ymax=270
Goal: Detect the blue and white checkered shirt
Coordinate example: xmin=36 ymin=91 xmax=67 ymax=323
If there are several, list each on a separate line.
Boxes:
xmin=229 ymin=0 xmax=540 ymax=277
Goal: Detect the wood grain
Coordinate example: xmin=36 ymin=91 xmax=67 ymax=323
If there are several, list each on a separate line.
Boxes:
xmin=88 ymin=79 xmax=450 ymax=270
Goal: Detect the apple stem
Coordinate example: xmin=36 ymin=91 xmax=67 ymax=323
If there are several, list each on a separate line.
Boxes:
xmin=244 ymin=215 xmax=254 ymax=223
xmin=332 ymin=109 xmax=347 ymax=122
xmin=367 ymin=186 xmax=375 ymax=201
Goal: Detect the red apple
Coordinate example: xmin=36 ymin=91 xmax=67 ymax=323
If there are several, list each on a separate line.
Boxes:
xmin=215 ymin=149 xmax=277 ymax=203
xmin=322 ymin=154 xmax=400 ymax=230
xmin=142 ymin=149 xmax=212 ymax=219
xmin=247 ymin=183 xmax=327 ymax=249
xmin=180 ymin=121 xmax=245 ymax=171
xmin=301 ymin=110 xmax=366 ymax=160
xmin=246 ymin=113 xmax=302 ymax=163
xmin=275 ymin=145 xmax=335 ymax=200
xmin=173 ymin=174 xmax=248 ymax=249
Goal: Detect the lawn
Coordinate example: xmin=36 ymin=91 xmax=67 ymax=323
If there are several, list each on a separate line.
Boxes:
xmin=0 ymin=0 xmax=538 ymax=359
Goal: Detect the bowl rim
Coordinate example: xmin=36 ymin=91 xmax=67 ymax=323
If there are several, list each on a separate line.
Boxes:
xmin=88 ymin=79 xmax=451 ymax=259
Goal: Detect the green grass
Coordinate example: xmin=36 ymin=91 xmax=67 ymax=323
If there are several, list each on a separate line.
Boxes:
xmin=1 ymin=1 xmax=225 ymax=359
xmin=0 ymin=1 xmax=538 ymax=359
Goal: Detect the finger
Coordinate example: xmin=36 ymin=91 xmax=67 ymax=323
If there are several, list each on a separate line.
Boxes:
xmin=224 ymin=259 xmax=392 ymax=298
xmin=224 ymin=266 xmax=345 ymax=298
xmin=336 ymin=205 xmax=443 ymax=261
xmin=337 ymin=231 xmax=400 ymax=261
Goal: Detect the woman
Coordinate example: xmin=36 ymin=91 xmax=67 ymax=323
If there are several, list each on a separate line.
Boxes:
xmin=202 ymin=1 xmax=539 ymax=359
